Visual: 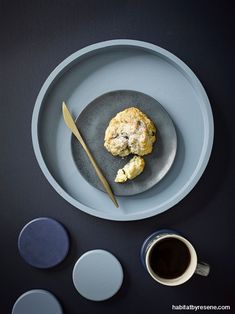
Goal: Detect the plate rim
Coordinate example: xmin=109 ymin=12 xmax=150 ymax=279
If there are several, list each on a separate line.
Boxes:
xmin=31 ymin=39 xmax=214 ymax=221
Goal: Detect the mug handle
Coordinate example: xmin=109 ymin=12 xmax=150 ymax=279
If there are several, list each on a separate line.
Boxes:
xmin=195 ymin=261 xmax=210 ymax=276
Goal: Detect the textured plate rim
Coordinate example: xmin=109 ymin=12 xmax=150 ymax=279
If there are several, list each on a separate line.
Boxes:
xmin=31 ymin=39 xmax=214 ymax=221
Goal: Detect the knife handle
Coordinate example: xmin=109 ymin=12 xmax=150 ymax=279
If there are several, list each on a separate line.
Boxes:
xmin=75 ymin=133 xmax=119 ymax=208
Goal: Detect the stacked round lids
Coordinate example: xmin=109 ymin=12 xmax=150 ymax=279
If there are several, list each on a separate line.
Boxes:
xmin=14 ymin=218 xmax=124 ymax=312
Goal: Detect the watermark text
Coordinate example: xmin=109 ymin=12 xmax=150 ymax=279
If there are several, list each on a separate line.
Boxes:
xmin=172 ymin=305 xmax=230 ymax=311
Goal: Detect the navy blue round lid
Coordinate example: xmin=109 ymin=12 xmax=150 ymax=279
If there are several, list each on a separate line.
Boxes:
xmin=18 ymin=217 xmax=69 ymax=268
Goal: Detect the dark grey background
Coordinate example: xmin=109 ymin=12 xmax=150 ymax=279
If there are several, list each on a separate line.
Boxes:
xmin=1 ymin=0 xmax=234 ymax=313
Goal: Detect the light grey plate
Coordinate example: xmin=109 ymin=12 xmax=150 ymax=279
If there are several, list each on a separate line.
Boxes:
xmin=71 ymin=90 xmax=177 ymax=196
xmin=72 ymin=250 xmax=123 ymax=301
xmin=32 ymin=39 xmax=214 ymax=221
xmin=12 ymin=290 xmax=63 ymax=314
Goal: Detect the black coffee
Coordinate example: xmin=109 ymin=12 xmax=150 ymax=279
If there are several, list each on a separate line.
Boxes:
xmin=149 ymin=238 xmax=191 ymax=279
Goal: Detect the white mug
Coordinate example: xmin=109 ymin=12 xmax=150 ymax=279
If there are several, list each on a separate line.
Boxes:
xmin=141 ymin=229 xmax=210 ymax=286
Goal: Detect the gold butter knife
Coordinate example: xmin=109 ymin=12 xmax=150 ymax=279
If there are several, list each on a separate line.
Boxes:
xmin=62 ymin=102 xmax=119 ymax=208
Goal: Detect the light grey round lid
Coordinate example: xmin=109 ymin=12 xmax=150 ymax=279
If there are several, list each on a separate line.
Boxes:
xmin=12 ymin=290 xmax=63 ymax=314
xmin=72 ymin=249 xmax=123 ymax=301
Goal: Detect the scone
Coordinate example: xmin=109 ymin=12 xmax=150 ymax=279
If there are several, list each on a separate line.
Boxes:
xmin=115 ymin=156 xmax=145 ymax=183
xmin=104 ymin=107 xmax=156 ymax=157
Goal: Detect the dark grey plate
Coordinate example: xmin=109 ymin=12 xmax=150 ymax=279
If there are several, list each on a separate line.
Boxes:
xmin=71 ymin=90 xmax=177 ymax=196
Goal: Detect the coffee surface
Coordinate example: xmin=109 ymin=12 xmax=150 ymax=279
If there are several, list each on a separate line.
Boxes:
xmin=149 ymin=238 xmax=191 ymax=279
